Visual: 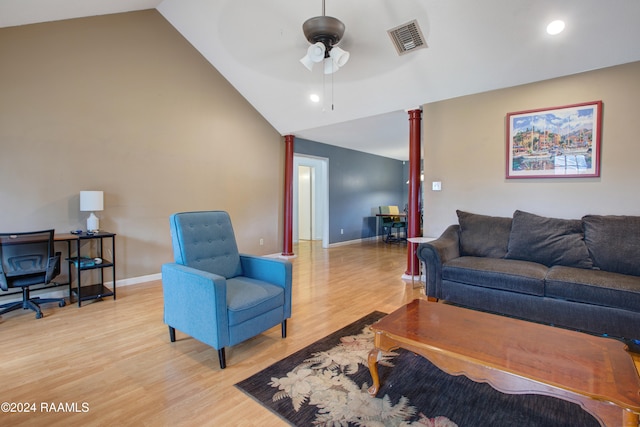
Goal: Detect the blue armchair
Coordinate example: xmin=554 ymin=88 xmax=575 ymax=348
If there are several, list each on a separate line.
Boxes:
xmin=161 ymin=211 xmax=292 ymax=369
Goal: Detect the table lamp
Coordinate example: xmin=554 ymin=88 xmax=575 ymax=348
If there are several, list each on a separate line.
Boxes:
xmin=80 ymin=191 xmax=104 ymax=232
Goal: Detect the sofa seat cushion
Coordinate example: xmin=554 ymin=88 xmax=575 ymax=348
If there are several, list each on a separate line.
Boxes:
xmin=443 ymin=257 xmax=547 ymax=296
xmin=546 ymin=266 xmax=640 ymax=312
xmin=226 ymin=277 xmax=284 ymax=326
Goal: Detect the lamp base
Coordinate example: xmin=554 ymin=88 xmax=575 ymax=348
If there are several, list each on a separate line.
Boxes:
xmin=87 ymin=212 xmax=100 ymax=232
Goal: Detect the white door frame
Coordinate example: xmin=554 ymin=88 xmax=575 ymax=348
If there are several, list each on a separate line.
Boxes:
xmin=293 ymin=154 xmax=329 ymax=248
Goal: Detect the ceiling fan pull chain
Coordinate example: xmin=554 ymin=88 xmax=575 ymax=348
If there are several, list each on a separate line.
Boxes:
xmin=331 ymin=69 xmax=335 ymax=111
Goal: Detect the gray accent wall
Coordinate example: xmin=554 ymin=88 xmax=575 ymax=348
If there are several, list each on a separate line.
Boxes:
xmin=294 ymin=138 xmax=405 ymax=244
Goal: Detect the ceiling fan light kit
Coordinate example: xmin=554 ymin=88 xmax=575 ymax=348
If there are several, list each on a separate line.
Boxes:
xmin=329 ymin=46 xmax=349 ymax=67
xmin=299 ymin=1 xmax=349 ymax=74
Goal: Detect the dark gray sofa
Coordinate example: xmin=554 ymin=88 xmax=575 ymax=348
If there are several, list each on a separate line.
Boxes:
xmin=417 ymin=210 xmax=640 ymax=347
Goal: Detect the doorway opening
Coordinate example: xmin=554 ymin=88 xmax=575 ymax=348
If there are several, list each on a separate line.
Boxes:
xmin=293 ymin=154 xmax=329 ymax=248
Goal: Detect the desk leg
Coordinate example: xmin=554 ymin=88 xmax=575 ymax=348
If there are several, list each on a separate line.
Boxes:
xmin=367 ymin=348 xmax=381 ymax=396
xmin=66 ymin=240 xmax=72 ymax=302
xmin=76 ymin=239 xmax=82 ymax=307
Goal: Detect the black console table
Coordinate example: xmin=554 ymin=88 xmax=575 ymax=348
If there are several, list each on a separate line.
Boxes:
xmin=58 ymin=231 xmax=116 ymax=307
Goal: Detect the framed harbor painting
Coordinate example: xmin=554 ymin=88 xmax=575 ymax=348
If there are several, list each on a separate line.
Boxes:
xmin=506 ymin=101 xmax=602 ymax=179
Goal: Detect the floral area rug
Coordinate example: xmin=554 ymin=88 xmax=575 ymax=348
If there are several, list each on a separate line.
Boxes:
xmin=235 ymin=311 xmax=600 ymax=427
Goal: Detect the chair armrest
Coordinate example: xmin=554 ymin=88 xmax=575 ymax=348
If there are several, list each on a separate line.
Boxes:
xmin=45 ymin=252 xmax=61 ymax=283
xmin=161 ymin=263 xmax=229 ymax=349
xmin=416 ymin=225 xmax=461 ymax=298
xmin=239 ymin=255 xmax=291 ymax=287
xmin=239 ymin=255 xmax=293 ymax=318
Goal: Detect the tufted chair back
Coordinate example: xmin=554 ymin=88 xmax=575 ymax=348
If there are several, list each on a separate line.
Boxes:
xmin=169 ymin=211 xmax=243 ymax=279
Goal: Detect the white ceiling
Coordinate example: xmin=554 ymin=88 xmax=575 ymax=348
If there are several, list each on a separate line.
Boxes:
xmin=2 ymin=0 xmax=640 ymax=161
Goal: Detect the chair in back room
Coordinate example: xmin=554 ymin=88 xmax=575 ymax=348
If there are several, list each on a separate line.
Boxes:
xmin=379 ymin=205 xmax=407 ymax=242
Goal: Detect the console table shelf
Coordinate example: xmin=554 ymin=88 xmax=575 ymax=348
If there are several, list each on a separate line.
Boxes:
xmin=62 ymin=231 xmax=116 ymax=307
xmin=71 ymin=283 xmax=114 ymax=302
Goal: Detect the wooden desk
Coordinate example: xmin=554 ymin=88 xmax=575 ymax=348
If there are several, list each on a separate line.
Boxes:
xmin=375 ymin=213 xmax=407 ymax=221
xmin=368 ymin=299 xmax=640 ymax=427
xmin=0 ymin=232 xmax=116 ymax=305
xmin=376 ymin=213 xmax=407 ymax=242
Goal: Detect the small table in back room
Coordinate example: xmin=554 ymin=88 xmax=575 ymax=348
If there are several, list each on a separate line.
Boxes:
xmin=406 ymin=236 xmax=434 ymax=288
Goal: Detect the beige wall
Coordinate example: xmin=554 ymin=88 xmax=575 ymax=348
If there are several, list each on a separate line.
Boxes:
xmin=422 ymin=61 xmax=640 ymax=237
xmin=0 ymin=10 xmax=285 ymax=279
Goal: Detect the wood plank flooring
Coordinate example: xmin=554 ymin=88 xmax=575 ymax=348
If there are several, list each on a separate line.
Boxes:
xmin=0 ymin=240 xmax=637 ymax=426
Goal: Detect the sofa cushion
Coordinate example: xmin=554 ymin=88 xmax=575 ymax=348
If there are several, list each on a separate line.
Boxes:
xmin=546 ymin=266 xmax=640 ymax=312
xmin=583 ymin=215 xmax=640 ymax=277
xmin=505 ymin=210 xmax=593 ymax=269
xmin=443 ymin=256 xmax=547 ymax=296
xmin=456 ymin=210 xmax=512 ymax=258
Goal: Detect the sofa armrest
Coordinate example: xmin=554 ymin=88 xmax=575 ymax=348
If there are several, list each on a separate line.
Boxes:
xmin=240 ymin=255 xmax=292 ymax=318
xmin=161 ymin=263 xmax=229 ymax=349
xmin=416 ymin=225 xmax=461 ymax=298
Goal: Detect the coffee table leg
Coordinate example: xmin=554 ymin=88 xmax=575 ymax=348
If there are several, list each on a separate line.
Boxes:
xmin=622 ymin=409 xmax=639 ymax=427
xmin=367 ymin=348 xmax=381 ymax=396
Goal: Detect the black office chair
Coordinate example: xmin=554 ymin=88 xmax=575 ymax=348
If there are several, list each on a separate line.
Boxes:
xmin=0 ymin=229 xmax=66 ymax=319
xmin=379 ymin=206 xmax=407 ymax=243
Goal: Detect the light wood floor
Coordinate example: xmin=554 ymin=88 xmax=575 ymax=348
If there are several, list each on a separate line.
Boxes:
xmin=1 ymin=240 xmax=638 ymax=426
xmin=0 ymin=240 xmax=422 ymax=426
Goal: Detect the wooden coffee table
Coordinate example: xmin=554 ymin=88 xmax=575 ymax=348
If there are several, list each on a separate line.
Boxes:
xmin=368 ymin=299 xmax=640 ymax=427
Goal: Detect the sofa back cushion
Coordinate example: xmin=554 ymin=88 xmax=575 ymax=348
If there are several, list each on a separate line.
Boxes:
xmin=456 ymin=210 xmax=512 ymax=258
xmin=505 ymin=210 xmax=593 ymax=269
xmin=583 ymin=215 xmax=640 ymax=276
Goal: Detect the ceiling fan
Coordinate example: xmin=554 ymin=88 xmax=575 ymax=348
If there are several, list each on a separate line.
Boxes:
xmin=299 ymin=0 xmax=350 ymax=74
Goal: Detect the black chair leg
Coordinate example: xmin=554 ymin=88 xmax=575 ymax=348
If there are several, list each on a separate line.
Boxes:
xmin=281 ymin=319 xmax=287 ymax=338
xmin=25 ymin=300 xmax=43 ymax=319
xmin=218 ymin=348 xmax=226 ymax=369
xmin=21 ymin=287 xmax=44 ymax=319
xmin=169 ymin=326 xmax=176 ymax=342
xmin=0 ymin=301 xmax=23 ymax=316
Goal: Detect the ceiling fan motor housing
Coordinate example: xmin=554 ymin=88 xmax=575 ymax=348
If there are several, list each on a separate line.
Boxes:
xmin=303 ymin=16 xmax=345 ymax=52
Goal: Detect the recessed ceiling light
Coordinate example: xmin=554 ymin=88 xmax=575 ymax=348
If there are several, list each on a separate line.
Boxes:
xmin=546 ymin=20 xmax=565 ymax=35
xmin=310 ymin=94 xmax=320 ymax=103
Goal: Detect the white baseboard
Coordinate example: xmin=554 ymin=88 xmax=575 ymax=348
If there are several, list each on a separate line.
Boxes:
xmin=0 ymin=273 xmax=162 ymax=305
xmin=111 ymin=273 xmax=162 ymax=287
xmin=328 ymin=236 xmax=380 ymax=248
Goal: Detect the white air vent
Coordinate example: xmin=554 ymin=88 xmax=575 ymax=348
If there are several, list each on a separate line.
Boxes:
xmin=387 ymin=19 xmax=427 ymax=56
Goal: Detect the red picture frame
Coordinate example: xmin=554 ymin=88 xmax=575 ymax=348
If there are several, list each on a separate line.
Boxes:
xmin=506 ymin=101 xmax=603 ymax=179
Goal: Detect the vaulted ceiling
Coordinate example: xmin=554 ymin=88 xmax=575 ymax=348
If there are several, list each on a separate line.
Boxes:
xmin=2 ymin=0 xmax=639 ymax=160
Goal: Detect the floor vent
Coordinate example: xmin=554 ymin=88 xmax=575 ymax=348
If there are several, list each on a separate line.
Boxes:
xmin=387 ymin=19 xmax=428 ymax=56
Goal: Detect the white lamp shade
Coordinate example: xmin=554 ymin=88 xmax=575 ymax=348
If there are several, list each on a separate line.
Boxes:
xmin=324 ymin=57 xmax=338 ymax=74
xmin=330 ymin=47 xmax=350 ymax=67
xmin=80 ymin=191 xmax=104 ymax=212
xmin=300 ymin=54 xmax=314 ymax=71
xmin=307 ymin=42 xmax=326 ymax=62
